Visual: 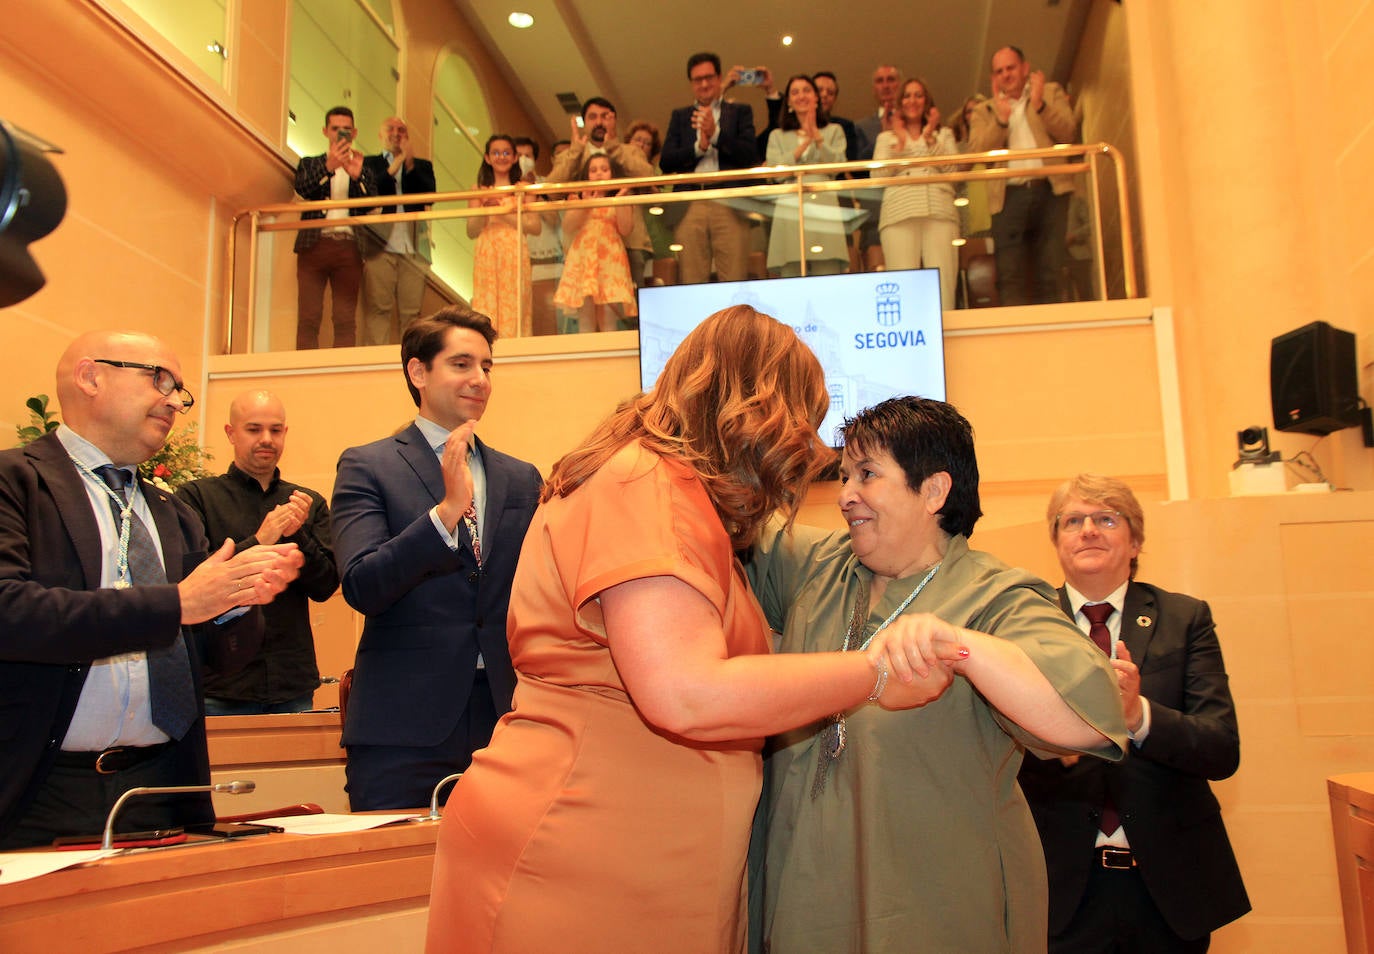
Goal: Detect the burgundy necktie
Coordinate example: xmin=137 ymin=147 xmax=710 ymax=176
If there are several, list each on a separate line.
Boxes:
xmin=463 ymin=504 xmax=482 ymax=567
xmin=1082 ymin=602 xmax=1120 ymax=835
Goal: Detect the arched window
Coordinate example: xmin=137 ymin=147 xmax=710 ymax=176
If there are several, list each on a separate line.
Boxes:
xmin=429 ymin=49 xmax=492 ymax=300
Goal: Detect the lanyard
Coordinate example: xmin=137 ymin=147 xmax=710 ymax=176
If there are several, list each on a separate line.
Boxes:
xmin=69 ymin=456 xmax=136 ymax=589
xmin=846 ymin=561 xmax=942 ymax=653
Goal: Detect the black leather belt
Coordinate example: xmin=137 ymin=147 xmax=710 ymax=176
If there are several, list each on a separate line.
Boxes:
xmin=1098 ymin=846 xmax=1137 ymax=870
xmin=54 ymin=742 xmax=173 ymax=775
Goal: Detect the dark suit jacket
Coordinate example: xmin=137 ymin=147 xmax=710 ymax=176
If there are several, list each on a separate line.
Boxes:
xmin=660 ymin=99 xmax=759 ymax=190
xmin=1017 ymin=581 xmax=1251 ymax=940
xmin=331 ymin=424 xmax=541 ymax=751
xmin=292 ymin=153 xmax=377 ymax=255
xmin=361 ymin=154 xmax=436 ymax=259
xmin=0 ymin=432 xmax=263 ymax=840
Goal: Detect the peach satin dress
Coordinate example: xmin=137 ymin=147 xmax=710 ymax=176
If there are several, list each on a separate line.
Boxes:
xmin=425 ymin=443 xmax=768 ymax=954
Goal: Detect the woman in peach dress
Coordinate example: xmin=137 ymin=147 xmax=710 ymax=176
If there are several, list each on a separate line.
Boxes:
xmin=424 ymin=306 xmax=957 ymax=954
xmin=468 ymin=134 xmax=540 ymax=338
xmin=553 ymin=154 xmax=637 ymax=332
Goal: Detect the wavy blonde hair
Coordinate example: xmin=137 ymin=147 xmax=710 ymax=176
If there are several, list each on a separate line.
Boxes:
xmin=544 ymin=306 xmax=834 ymax=550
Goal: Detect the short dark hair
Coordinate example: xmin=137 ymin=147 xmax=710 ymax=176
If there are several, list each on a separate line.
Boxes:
xmin=812 ymin=70 xmax=838 ymax=91
xmin=512 ymin=135 xmax=539 ymax=160
xmin=401 ymin=305 xmax=498 ymax=408
xmin=582 ymin=97 xmax=615 ymax=119
xmin=840 ymin=397 xmax=983 ymax=538
xmin=324 ymin=106 xmax=355 ymax=124
xmin=687 ymin=52 xmax=721 ymax=79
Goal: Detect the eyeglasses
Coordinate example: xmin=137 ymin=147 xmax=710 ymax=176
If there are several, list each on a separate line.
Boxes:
xmin=94 ymin=359 xmax=195 ymax=412
xmin=1055 ymin=510 xmax=1124 ymax=534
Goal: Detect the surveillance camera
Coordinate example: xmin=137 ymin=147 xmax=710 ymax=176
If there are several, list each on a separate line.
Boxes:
xmin=1234 ymin=425 xmax=1280 ymax=468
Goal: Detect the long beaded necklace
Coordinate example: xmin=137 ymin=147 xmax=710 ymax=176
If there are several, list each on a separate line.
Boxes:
xmin=810 ymin=562 xmax=941 ymax=799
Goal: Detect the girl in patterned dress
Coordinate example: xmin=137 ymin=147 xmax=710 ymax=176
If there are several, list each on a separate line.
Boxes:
xmin=554 ymin=154 xmax=637 ymax=333
xmin=468 ymin=134 xmax=540 ymax=337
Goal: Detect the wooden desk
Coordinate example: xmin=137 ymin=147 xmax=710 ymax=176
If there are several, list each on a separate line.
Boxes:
xmin=0 ymin=821 xmax=439 ymax=952
xmin=1329 ymin=772 xmax=1374 ymax=954
xmin=207 ymin=713 xmax=349 ymax=815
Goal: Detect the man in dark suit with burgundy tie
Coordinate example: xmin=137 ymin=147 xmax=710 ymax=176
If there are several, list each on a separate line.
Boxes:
xmin=331 ymin=306 xmax=541 ymax=811
xmin=0 ymin=331 xmax=304 ymax=848
xmin=1018 ymin=474 xmax=1250 ymax=952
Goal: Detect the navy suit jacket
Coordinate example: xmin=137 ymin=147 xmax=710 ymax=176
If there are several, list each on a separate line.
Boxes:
xmin=0 ymin=432 xmax=263 ymax=840
xmin=1017 ymin=581 xmax=1250 ymax=940
xmin=660 ymin=99 xmax=759 ymax=190
xmin=361 ymin=154 xmax=436 ymax=259
xmin=331 ymin=424 xmax=541 ymax=749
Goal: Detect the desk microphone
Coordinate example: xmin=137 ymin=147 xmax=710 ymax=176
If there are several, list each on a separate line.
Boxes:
xmin=427 ymin=773 xmax=463 ymax=820
xmin=102 ymin=780 xmax=256 ymax=849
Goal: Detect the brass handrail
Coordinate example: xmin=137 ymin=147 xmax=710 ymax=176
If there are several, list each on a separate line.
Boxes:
xmin=226 ymin=142 xmax=1136 ymax=352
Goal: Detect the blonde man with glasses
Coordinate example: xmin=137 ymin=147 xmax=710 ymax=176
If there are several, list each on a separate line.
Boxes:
xmin=1019 ymin=473 xmax=1250 ymax=953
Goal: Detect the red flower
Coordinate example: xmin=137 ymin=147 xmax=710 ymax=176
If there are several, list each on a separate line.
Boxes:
xmin=153 ymin=463 xmax=172 ymax=479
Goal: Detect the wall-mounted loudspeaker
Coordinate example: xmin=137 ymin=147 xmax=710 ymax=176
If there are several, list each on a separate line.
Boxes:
xmin=1270 ymin=320 xmax=1361 ymax=435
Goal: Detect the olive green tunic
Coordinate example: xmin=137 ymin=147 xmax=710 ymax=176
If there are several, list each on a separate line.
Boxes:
xmin=748 ymin=524 xmax=1127 ymax=954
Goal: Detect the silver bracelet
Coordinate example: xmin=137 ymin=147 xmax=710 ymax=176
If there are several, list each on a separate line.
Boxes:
xmin=868 ymin=657 xmax=890 ymax=702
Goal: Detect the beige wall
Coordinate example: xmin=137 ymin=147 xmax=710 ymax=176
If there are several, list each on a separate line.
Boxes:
xmin=1125 ymin=0 xmax=1373 ymax=500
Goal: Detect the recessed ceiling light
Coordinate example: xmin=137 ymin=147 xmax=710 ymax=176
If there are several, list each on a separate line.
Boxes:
xmin=648 ymin=206 xmax=664 ymax=216
xmin=809 ymin=244 xmax=824 ymax=254
xmin=781 ymin=35 xmax=794 ymax=46
xmin=669 ymin=243 xmax=684 ymax=253
xmin=953 ymin=196 xmax=969 ymax=207
xmin=508 ymin=12 xmax=534 ymax=28
xmin=951 ymin=238 xmax=967 ymax=247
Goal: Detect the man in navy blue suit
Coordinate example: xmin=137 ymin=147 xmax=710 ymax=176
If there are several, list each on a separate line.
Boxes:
xmin=361 ymin=116 xmax=437 ymax=346
xmin=1019 ymin=474 xmax=1249 ymax=952
xmin=331 ymin=305 xmax=541 ymax=811
xmin=660 ymin=51 xmax=760 ymax=284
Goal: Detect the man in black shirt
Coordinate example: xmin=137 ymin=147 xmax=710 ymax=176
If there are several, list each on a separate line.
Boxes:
xmin=177 ymin=391 xmax=339 ymax=714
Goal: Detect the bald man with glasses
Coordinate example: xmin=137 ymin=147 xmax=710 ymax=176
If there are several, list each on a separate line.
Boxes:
xmin=1018 ymin=474 xmax=1250 ymax=953
xmin=0 ymin=331 xmax=304 ymax=848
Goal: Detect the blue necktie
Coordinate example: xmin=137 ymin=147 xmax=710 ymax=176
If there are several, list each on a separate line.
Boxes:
xmin=95 ymin=465 xmax=197 ymax=739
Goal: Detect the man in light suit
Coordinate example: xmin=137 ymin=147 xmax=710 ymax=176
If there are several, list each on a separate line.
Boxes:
xmin=0 ymin=331 xmax=303 ymax=848
xmin=331 ymin=305 xmax=541 ymax=811
xmin=660 ymin=51 xmax=760 ymax=284
xmin=967 ymin=46 xmax=1078 ymax=305
xmin=1018 ymin=474 xmax=1250 ymax=952
xmin=361 ymin=116 xmax=436 ymax=346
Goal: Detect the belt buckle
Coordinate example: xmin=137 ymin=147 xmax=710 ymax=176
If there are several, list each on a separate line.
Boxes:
xmin=1101 ymin=847 xmax=1134 ymax=870
xmin=94 ymin=747 xmax=126 ymax=775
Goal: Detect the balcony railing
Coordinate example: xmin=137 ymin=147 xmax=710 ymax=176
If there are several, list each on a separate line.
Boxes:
xmin=226 ymin=142 xmax=1137 ymax=353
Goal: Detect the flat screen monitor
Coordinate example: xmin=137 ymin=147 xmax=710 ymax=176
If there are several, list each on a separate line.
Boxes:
xmin=637 ymin=268 xmax=946 ymax=447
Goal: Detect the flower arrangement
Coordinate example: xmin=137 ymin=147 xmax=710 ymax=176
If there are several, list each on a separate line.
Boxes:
xmin=16 ymin=393 xmax=213 ymax=491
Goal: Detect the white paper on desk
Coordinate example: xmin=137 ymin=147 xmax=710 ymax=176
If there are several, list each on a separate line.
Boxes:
xmin=0 ymin=848 xmax=118 ymax=884
xmin=257 ymin=812 xmax=418 ymax=834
